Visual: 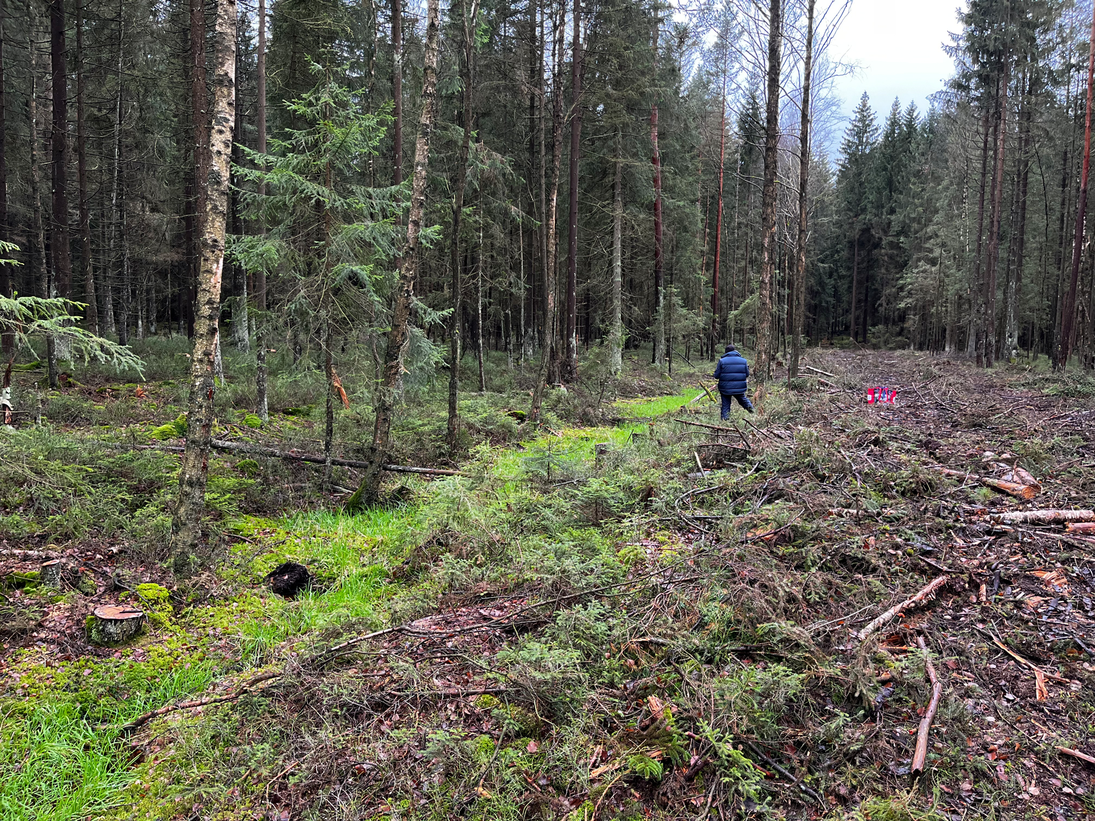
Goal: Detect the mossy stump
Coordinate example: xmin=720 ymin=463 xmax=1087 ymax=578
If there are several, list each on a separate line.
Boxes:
xmin=40 ymin=560 xmax=65 ymax=588
xmin=89 ymin=604 xmax=145 ymax=646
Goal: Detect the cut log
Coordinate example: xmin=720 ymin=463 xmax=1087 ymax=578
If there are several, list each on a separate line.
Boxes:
xmin=933 ymin=467 xmax=1039 ymax=499
xmin=89 ymin=604 xmax=146 ymax=645
xmin=857 ymin=576 xmax=948 ymax=641
xmin=911 ymin=635 xmax=942 ymax=778
xmin=990 ymin=510 xmax=1095 ymax=525
xmin=40 ymin=560 xmax=64 ymax=588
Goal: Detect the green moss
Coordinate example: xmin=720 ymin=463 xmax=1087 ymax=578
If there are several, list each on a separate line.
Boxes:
xmin=132 ymin=583 xmax=174 ymax=628
xmin=235 ymin=458 xmax=260 ymax=477
xmin=242 ymin=413 xmax=263 ymax=428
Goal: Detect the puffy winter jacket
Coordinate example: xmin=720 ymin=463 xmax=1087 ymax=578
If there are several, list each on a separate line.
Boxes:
xmin=714 ymin=350 xmax=749 ymax=395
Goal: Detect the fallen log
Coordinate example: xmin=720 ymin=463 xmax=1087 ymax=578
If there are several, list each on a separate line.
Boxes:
xmin=911 ymin=636 xmax=942 ymax=778
xmin=96 ymin=439 xmax=464 ymax=477
xmin=990 ymin=509 xmax=1095 ymax=525
xmin=933 ymin=467 xmax=1039 ymax=500
xmin=857 ymin=576 xmax=948 ymax=641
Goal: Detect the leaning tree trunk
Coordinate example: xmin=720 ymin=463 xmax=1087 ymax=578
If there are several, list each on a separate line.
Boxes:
xmin=1058 ymin=1 xmax=1095 ymax=370
xmin=170 ymin=0 xmax=237 ymax=574
xmin=790 ymin=0 xmax=815 ymax=379
xmin=353 ymin=0 xmax=440 ymax=506
xmin=756 ymin=0 xmax=782 ymax=380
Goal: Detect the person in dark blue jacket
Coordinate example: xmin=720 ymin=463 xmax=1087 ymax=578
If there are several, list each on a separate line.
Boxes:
xmin=713 ymin=344 xmax=754 ymax=419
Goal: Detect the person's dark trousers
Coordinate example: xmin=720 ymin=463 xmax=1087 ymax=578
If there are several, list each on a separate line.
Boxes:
xmin=720 ymin=392 xmax=754 ymax=420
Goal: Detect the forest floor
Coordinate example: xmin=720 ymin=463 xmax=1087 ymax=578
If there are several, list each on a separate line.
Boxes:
xmin=2 ymin=345 xmax=1095 ymax=821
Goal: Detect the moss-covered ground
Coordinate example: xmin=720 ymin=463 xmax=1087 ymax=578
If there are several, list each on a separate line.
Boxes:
xmin=2 ymin=343 xmax=1094 ymax=820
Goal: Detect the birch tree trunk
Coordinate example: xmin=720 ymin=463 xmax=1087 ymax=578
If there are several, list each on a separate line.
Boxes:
xmin=171 ymin=0 xmax=237 ymax=573
xmin=353 ymin=0 xmax=440 ymax=506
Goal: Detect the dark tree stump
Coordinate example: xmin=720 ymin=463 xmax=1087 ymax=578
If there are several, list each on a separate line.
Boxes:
xmin=40 ymin=560 xmax=65 ymax=588
xmin=264 ymin=562 xmax=311 ymax=598
xmin=89 ymin=604 xmax=145 ymax=645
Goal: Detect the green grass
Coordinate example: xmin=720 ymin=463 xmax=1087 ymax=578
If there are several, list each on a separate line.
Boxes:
xmin=0 ymin=652 xmax=219 ymax=821
xmin=613 ymin=390 xmax=707 ymax=419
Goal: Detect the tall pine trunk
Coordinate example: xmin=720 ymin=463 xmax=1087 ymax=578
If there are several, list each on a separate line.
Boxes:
xmin=171 ymin=0 xmax=237 ymax=572
xmin=0 ymin=0 xmax=11 ymax=357
xmin=562 ymin=0 xmax=581 ymax=382
xmin=650 ymin=19 xmax=665 ymax=366
xmin=984 ymin=66 xmax=1008 ymax=367
xmin=1058 ymin=2 xmax=1095 ymax=370
xmin=608 ymin=128 xmax=623 ymax=375
xmin=529 ymin=8 xmax=564 ymax=423
xmin=756 ymin=0 xmax=782 ymax=380
xmin=711 ymin=83 xmax=726 ymax=355
xmin=790 ymin=0 xmax=815 ymax=379
xmin=75 ymin=0 xmax=97 ymax=335
xmin=447 ymin=0 xmax=480 ymax=451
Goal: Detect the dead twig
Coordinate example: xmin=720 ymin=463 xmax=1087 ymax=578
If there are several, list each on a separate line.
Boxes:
xmin=115 ymin=671 xmax=281 ymax=734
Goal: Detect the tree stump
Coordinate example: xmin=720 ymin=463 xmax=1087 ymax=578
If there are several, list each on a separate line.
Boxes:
xmin=40 ymin=560 xmax=65 ymax=588
xmin=89 ymin=605 xmax=146 ymax=646
xmin=594 ymin=443 xmax=610 ymax=468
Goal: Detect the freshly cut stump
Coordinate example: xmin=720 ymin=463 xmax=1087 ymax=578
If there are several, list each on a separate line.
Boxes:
xmin=40 ymin=560 xmax=65 ymax=588
xmin=89 ymin=604 xmax=145 ymax=646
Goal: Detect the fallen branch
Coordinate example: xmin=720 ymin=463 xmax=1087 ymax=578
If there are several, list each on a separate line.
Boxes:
xmin=116 ymin=671 xmax=281 ymax=734
xmin=1057 ymin=746 xmax=1095 ymax=766
xmin=739 ymin=740 xmax=824 ymax=806
xmin=856 ymin=576 xmax=948 ymax=641
xmin=802 ymin=364 xmax=835 ymax=378
xmin=673 ymin=418 xmax=735 ymax=433
xmin=911 ymin=636 xmax=942 ymax=777
xmin=1065 ymin=522 xmax=1095 ymax=533
xmin=989 ymin=509 xmax=1095 ymax=525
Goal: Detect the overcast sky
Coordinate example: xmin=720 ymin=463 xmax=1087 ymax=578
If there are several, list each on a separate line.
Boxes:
xmin=827 ymin=0 xmax=966 ymax=124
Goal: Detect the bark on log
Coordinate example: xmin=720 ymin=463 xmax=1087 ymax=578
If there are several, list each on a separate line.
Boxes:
xmin=990 ymin=510 xmax=1095 ymax=524
xmin=911 ymin=635 xmax=942 ymax=778
xmin=857 ymin=576 xmax=948 ymax=641
xmin=89 ymin=604 xmax=145 ymax=645
xmin=40 ymin=559 xmax=64 ymax=588
xmin=1065 ymin=522 xmax=1095 ymax=533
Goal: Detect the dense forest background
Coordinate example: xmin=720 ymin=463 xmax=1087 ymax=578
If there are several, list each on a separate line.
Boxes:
xmin=3 ymin=0 xmax=1095 ymax=391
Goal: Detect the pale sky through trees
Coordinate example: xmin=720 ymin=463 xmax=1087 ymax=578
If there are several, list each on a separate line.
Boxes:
xmin=829 ymin=0 xmax=964 ymax=121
